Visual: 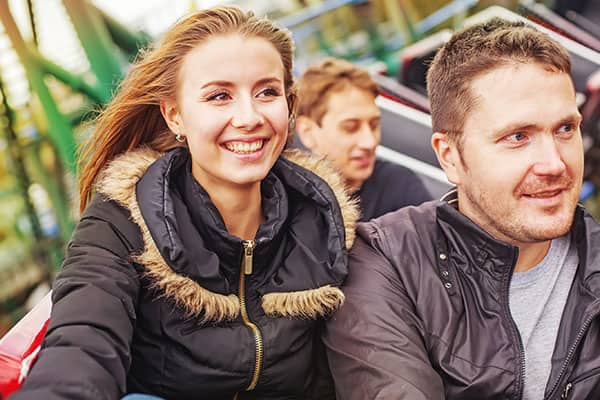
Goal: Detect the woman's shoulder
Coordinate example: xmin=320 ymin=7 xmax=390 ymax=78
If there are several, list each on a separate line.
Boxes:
xmin=280 ymin=149 xmax=360 ymax=250
xmin=79 ymin=194 xmax=145 ymax=256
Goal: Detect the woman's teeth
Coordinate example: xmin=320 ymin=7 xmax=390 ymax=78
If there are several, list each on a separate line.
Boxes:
xmin=224 ymin=140 xmax=264 ymax=154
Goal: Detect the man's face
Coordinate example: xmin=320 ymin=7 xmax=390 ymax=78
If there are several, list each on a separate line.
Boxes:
xmin=443 ymin=63 xmax=583 ymax=246
xmin=300 ymin=86 xmax=381 ymax=191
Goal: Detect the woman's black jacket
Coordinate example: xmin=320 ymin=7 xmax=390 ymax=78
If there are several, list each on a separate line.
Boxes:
xmin=11 ymin=147 xmax=358 ymax=400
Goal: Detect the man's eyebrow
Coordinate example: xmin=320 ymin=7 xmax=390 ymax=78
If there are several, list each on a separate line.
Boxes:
xmin=493 ymin=113 xmax=582 ymax=136
xmin=552 ymin=114 xmax=582 ymax=130
xmin=493 ymin=122 xmax=539 ymax=136
xmin=338 ymin=118 xmax=360 ymax=123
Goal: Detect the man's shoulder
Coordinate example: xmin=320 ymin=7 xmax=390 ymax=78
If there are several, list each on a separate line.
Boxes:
xmin=359 ymin=159 xmax=432 ymax=220
xmin=371 ymin=159 xmax=417 ymax=181
xmin=356 ymin=200 xmax=439 ymax=251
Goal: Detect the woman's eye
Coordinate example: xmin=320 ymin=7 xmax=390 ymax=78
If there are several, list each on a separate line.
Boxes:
xmin=258 ymin=87 xmax=281 ymax=97
xmin=208 ymin=92 xmax=230 ymax=101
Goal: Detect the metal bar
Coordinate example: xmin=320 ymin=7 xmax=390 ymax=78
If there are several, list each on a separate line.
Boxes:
xmin=26 ymin=0 xmax=37 ymax=46
xmin=277 ymin=0 xmax=367 ymax=29
xmin=0 ymin=1 xmax=78 ymax=173
xmin=32 ymin=50 xmax=107 ymax=104
xmin=376 ymin=145 xmax=449 ymax=184
xmin=25 ymin=141 xmax=74 ymax=246
xmin=61 ymin=0 xmax=124 ymax=99
xmin=95 ymin=5 xmax=152 ymax=59
xmin=415 ymin=0 xmax=479 ymax=35
xmin=0 ymin=80 xmax=42 ymax=241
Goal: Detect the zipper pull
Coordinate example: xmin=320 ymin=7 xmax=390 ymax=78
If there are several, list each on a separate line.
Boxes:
xmin=243 ymin=240 xmax=255 ymax=275
xmin=561 ymin=382 xmax=572 ymax=399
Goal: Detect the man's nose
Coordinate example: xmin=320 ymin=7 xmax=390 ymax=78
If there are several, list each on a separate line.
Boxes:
xmin=531 ymin=135 xmax=567 ymax=177
xmin=357 ymin=125 xmax=378 ymax=150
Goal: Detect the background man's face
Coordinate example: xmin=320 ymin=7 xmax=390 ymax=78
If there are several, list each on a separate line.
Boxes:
xmin=452 ymin=63 xmax=583 ymax=245
xmin=308 ymin=86 xmax=381 ymax=191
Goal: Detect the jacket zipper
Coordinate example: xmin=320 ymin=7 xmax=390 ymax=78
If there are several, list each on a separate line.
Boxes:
xmin=504 ymin=251 xmax=526 ymax=400
xmin=545 ymin=304 xmax=600 ymax=399
xmin=561 ymin=382 xmax=572 ymax=399
xmin=559 ymin=366 xmax=600 ymax=399
xmin=239 ymin=239 xmax=263 ymax=391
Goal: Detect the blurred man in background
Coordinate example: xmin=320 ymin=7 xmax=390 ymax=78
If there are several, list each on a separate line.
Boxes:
xmin=295 ymin=58 xmax=432 ymax=221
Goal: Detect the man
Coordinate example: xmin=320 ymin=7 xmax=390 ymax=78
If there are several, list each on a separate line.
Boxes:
xmin=295 ymin=58 xmax=431 ymax=221
xmin=325 ymin=18 xmax=600 ymax=399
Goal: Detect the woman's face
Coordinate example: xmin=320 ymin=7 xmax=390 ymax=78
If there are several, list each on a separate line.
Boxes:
xmin=162 ymin=33 xmax=289 ymax=191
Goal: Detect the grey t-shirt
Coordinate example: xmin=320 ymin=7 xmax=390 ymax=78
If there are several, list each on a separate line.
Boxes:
xmin=509 ymin=234 xmax=578 ymax=400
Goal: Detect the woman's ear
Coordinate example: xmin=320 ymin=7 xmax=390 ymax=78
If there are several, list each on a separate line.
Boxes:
xmin=295 ymin=115 xmax=318 ymax=150
xmin=160 ymin=100 xmax=182 ymax=134
xmin=431 ymin=132 xmax=462 ymax=185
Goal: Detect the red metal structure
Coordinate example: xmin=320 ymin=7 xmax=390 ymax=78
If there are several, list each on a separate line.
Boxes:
xmin=0 ymin=292 xmax=51 ymax=398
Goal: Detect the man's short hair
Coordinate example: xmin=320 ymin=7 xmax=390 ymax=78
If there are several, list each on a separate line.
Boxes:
xmin=297 ymin=57 xmax=379 ymax=125
xmin=426 ymin=18 xmax=571 ymax=143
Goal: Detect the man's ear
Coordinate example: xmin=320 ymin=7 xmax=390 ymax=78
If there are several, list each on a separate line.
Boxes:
xmin=295 ymin=115 xmax=319 ymax=150
xmin=160 ymin=100 xmax=182 ymax=134
xmin=431 ymin=132 xmax=462 ymax=185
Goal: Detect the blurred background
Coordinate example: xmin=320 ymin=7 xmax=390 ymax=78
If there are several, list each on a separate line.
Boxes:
xmin=0 ymin=0 xmax=598 ymax=334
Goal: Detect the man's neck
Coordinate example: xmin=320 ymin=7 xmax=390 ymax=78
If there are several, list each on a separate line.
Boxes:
xmin=514 ymin=240 xmax=552 ymax=273
xmin=345 ymin=178 xmax=363 ymax=194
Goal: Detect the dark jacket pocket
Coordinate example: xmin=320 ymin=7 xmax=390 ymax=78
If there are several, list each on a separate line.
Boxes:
xmin=561 ymin=367 xmax=600 ymax=399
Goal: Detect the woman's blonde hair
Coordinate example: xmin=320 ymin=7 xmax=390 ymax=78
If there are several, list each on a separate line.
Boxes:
xmin=78 ymin=6 xmax=296 ymax=211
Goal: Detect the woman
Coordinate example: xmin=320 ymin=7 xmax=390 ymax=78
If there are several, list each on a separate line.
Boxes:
xmin=11 ymin=6 xmax=357 ymax=400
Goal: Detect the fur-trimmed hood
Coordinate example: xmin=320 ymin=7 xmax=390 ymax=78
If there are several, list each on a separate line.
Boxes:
xmin=96 ymin=147 xmax=359 ymax=322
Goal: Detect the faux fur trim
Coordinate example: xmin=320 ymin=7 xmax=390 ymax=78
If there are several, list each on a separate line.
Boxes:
xmin=283 ymin=149 xmax=359 ymax=249
xmin=95 ymin=147 xmax=357 ymax=322
xmin=96 ymin=147 xmax=240 ymax=322
xmin=261 ymin=285 xmax=345 ymax=318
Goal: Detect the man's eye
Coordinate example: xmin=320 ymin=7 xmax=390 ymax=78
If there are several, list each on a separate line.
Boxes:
xmin=370 ymin=118 xmax=380 ymax=130
xmin=341 ymin=122 xmax=360 ymax=133
xmin=505 ymin=132 xmax=528 ymax=142
xmin=557 ymin=123 xmax=575 ymax=136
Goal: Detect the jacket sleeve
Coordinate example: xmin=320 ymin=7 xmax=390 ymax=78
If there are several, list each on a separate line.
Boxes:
xmin=308 ymin=320 xmax=336 ymax=400
xmin=323 ymin=223 xmax=444 ymax=400
xmin=10 ymin=212 xmax=141 ymax=400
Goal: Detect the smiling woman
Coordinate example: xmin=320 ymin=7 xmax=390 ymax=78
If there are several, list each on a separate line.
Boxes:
xmin=160 ymin=34 xmax=290 ymax=238
xmin=9 ymin=6 xmax=358 ymax=400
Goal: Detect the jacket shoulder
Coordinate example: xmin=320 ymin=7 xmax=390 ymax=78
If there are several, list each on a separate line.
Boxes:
xmin=78 ymin=195 xmax=144 ymax=256
xmin=357 ymin=200 xmax=439 ymax=254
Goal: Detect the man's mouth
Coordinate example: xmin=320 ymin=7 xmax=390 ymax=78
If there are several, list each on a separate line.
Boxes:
xmin=223 ymin=139 xmax=265 ymax=154
xmin=525 ymin=189 xmax=563 ymax=198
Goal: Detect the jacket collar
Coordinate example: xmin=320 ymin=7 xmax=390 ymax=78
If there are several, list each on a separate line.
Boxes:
xmin=437 ymin=188 xmax=600 ymax=298
xmin=436 ymin=189 xmax=517 ymax=278
xmin=571 ymin=206 xmax=600 ymax=297
xmin=95 ymin=147 xmax=359 ymax=322
xmin=134 ymin=149 xmax=290 ymax=283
